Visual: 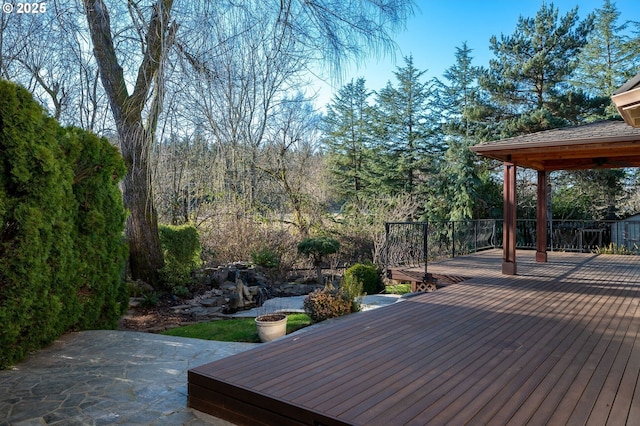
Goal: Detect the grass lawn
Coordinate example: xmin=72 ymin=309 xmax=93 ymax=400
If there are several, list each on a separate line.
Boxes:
xmin=161 ymin=313 xmax=312 ymax=343
xmin=383 ymin=283 xmax=412 ymax=294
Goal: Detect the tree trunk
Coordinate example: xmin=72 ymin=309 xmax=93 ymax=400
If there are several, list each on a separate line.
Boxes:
xmin=120 ymin=121 xmax=164 ymax=284
xmin=83 ymin=0 xmax=174 ymax=286
xmin=315 ymin=262 xmax=324 ymax=286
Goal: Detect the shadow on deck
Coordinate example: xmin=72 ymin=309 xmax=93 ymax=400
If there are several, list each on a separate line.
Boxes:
xmin=188 ymin=249 xmax=640 ymax=425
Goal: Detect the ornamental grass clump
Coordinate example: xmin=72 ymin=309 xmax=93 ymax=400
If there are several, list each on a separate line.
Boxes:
xmin=341 ymin=272 xmax=364 ymax=312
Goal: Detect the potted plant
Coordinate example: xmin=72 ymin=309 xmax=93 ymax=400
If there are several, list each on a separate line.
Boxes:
xmin=255 ymin=312 xmax=287 ymax=342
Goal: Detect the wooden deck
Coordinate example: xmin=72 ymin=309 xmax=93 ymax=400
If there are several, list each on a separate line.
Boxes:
xmin=188 ymin=249 xmax=640 ymax=425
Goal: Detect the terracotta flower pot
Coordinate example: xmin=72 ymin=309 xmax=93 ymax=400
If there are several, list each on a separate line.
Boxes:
xmin=255 ymin=313 xmax=287 ymax=342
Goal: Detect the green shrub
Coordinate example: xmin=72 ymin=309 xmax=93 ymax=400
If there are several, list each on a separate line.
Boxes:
xmin=0 ymin=81 xmax=127 ymax=368
xmin=172 ymin=285 xmax=190 ymax=298
xmin=250 ymin=246 xmax=280 ymax=268
xmin=127 ymin=280 xmax=150 ymax=297
xmin=63 ymin=127 xmax=128 ymax=329
xmin=0 ymin=81 xmax=75 ymax=368
xmin=341 ymin=274 xmax=364 ymax=312
xmin=158 ymin=224 xmax=202 ymax=290
xmin=344 ymin=262 xmax=384 ymax=295
xmin=140 ymin=292 xmax=160 ymax=309
xmin=303 ymin=286 xmax=352 ymax=323
xmin=297 ymin=236 xmax=341 ymax=261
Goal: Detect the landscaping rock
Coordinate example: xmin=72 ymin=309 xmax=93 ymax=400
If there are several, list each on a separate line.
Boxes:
xmin=275 ymin=283 xmax=323 ymax=296
xmin=122 ymin=262 xmax=335 ymax=332
xmin=128 ymin=297 xmax=145 ymax=308
xmin=199 ymin=298 xmax=222 ymax=307
xmin=170 ymin=304 xmax=192 ymax=311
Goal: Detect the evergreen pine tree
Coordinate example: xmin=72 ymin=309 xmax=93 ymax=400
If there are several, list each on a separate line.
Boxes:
xmin=559 ymin=0 xmax=636 ymax=220
xmin=436 ymin=42 xmax=481 ymax=139
xmin=430 ymin=43 xmax=487 ymax=220
xmin=572 ymin=0 xmax=640 ymax=118
xmin=374 ymin=56 xmax=438 ymax=196
xmin=480 ymin=3 xmax=595 ymax=136
xmin=323 ymin=78 xmax=375 ymax=202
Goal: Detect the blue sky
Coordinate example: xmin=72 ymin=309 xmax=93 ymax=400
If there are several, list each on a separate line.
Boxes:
xmin=312 ymin=0 xmax=638 ymax=108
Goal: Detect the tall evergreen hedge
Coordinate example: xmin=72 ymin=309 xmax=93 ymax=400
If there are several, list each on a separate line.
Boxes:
xmin=158 ymin=224 xmax=202 ymax=289
xmin=0 ymin=81 xmax=127 ymax=368
xmin=64 ymin=127 xmax=128 ymax=329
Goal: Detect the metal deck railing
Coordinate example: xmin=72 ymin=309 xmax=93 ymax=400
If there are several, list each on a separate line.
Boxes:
xmin=382 ymin=219 xmax=640 ymax=269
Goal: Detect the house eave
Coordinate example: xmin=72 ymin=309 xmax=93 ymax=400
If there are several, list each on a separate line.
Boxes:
xmin=612 ymin=86 xmax=640 ymax=128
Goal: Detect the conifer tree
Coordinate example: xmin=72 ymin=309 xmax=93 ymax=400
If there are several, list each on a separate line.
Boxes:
xmin=429 ymin=43 xmax=486 ymax=220
xmin=572 ymin=0 xmax=640 ymax=118
xmin=435 ymin=42 xmax=481 ymax=139
xmin=374 ymin=56 xmax=438 ymax=196
xmin=480 ymin=3 xmax=595 ymax=136
xmin=323 ymin=78 xmax=375 ymax=202
xmin=560 ymin=0 xmax=635 ymax=220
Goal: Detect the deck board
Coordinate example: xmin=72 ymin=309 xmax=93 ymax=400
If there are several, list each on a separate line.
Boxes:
xmin=589 ymin=300 xmax=640 ymax=425
xmin=557 ymin=296 xmax=638 ymax=425
xmin=492 ymin=284 xmax=627 ymax=425
xmin=425 ymin=280 xmax=605 ymax=425
xmin=311 ymin=283 xmax=559 ymax=417
xmin=606 ymin=310 xmax=640 ymax=425
xmin=485 ymin=289 xmax=612 ymax=424
xmin=188 ymin=250 xmax=640 ymax=425
xmin=385 ymin=290 xmax=592 ymax=424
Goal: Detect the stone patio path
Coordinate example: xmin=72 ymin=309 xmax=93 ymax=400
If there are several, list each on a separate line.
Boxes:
xmin=0 ymin=295 xmax=401 ymax=425
xmin=0 ymin=330 xmax=256 ymax=425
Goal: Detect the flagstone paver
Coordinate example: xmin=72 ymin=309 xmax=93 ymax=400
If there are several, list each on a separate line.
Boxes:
xmin=0 ymin=330 xmax=256 ymax=425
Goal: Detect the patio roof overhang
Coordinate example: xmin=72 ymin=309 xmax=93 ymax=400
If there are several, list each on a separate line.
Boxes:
xmin=469 ymin=120 xmax=640 ymax=171
xmin=469 ymin=73 xmax=640 ymax=275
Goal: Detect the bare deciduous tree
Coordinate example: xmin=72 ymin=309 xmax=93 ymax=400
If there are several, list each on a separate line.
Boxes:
xmin=261 ymin=94 xmax=324 ymax=237
xmin=1 ymin=2 xmax=110 ymax=130
xmin=5 ymin=0 xmax=413 ymax=285
xmin=83 ymin=0 xmax=177 ymax=284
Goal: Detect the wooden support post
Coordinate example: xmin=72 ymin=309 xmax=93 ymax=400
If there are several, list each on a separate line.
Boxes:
xmin=502 ymin=162 xmax=517 ymax=275
xmin=536 ymin=170 xmax=548 ymax=262
xmin=423 ymin=222 xmax=428 ymax=284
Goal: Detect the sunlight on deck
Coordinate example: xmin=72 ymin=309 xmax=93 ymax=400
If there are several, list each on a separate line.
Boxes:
xmin=189 ymin=250 xmax=640 ymax=425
